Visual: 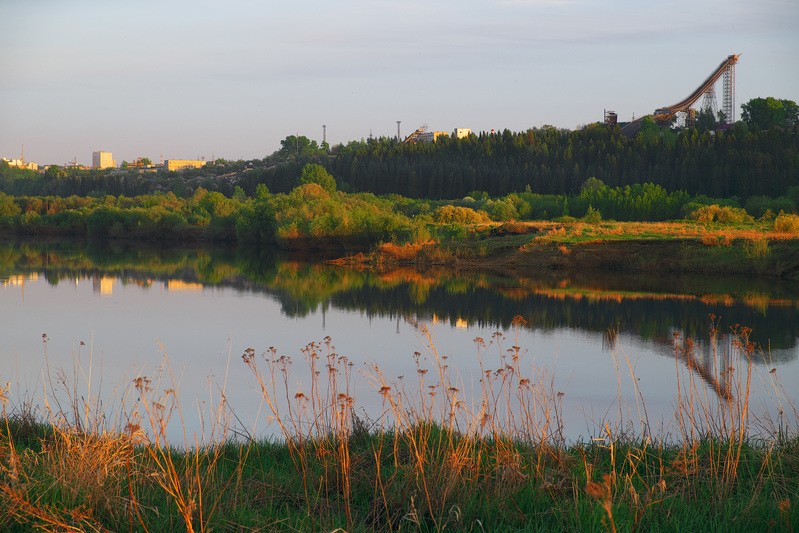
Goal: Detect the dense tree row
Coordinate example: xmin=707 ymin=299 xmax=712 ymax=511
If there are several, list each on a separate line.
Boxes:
xmin=2 ymin=99 xmax=797 ymax=202
xmin=313 ymin=120 xmax=799 ymax=200
xmin=2 ymin=165 xmax=798 ymax=250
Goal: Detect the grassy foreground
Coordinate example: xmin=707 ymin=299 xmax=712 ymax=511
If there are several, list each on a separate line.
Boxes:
xmin=1 ymin=325 xmax=798 ymax=532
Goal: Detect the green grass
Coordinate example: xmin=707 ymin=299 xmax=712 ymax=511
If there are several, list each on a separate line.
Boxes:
xmin=2 ymin=421 xmax=797 ymax=532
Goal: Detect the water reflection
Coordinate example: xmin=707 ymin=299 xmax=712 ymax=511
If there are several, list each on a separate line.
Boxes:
xmin=2 ymin=238 xmax=798 ymax=362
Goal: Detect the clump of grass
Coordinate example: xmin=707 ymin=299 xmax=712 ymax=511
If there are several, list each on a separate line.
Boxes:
xmin=701 ymin=232 xmax=734 ymax=246
xmin=376 ymin=240 xmax=435 ymax=262
xmin=744 ymin=237 xmax=771 ymax=259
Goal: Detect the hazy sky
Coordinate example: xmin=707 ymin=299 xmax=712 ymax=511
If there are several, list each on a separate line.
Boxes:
xmin=2 ymin=0 xmax=797 ymax=166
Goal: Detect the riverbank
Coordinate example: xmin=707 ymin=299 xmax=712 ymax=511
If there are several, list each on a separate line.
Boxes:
xmin=2 ymin=415 xmax=797 ymax=532
xmin=330 ymin=221 xmax=799 ymax=279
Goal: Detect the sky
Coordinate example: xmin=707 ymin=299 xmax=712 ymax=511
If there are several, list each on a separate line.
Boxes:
xmin=1 ymin=0 xmax=797 ymax=166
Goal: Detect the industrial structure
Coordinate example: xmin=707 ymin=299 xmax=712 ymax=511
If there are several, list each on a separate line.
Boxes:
xmin=403 ymin=126 xmax=472 ymax=144
xmin=2 ymin=157 xmax=38 ymax=171
xmin=3 ymin=145 xmax=39 ymax=170
xmin=620 ymin=54 xmax=739 ymax=135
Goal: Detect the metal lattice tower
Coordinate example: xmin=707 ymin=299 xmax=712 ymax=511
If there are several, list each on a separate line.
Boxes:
xmin=701 ymin=86 xmax=719 ymax=120
xmin=722 ymin=62 xmax=735 ymax=123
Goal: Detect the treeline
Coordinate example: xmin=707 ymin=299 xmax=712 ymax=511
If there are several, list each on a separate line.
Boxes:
xmin=3 ymin=118 xmax=798 ymax=203
xmin=312 ymin=120 xmax=799 ymax=199
xmin=0 ymin=159 xmax=260 ymax=198
xmin=2 ymin=163 xmax=799 ymax=247
xmin=236 ymin=120 xmax=799 ymax=200
xmin=0 ymin=168 xmax=417 ymax=246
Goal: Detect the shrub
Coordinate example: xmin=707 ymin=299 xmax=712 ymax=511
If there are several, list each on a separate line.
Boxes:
xmin=299 ymin=163 xmax=336 ymax=192
xmin=432 ymin=205 xmax=491 ymax=224
xmin=582 ymin=205 xmax=602 ymax=224
xmin=0 ymin=192 xmax=21 ymax=217
xmin=690 ymin=204 xmax=753 ymax=224
xmin=774 ymin=212 xmax=799 ymax=233
xmin=485 ymin=199 xmax=519 ymax=222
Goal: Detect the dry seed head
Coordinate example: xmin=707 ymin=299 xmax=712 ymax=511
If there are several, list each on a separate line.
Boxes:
xmin=133 ymin=376 xmax=152 ymax=393
xmin=585 ymin=480 xmax=608 ymax=500
xmin=628 ymin=484 xmax=640 ymax=506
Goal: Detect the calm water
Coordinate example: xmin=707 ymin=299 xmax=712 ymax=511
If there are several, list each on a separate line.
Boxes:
xmin=2 ymin=239 xmax=798 ymax=443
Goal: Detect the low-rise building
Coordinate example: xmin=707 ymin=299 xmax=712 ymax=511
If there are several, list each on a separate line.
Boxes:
xmin=2 ymin=158 xmax=38 ymax=171
xmin=164 ymin=159 xmax=206 ymax=171
xmin=453 ymin=128 xmax=472 ymax=139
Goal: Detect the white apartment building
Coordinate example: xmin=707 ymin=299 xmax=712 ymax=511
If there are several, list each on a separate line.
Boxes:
xmin=92 ymin=151 xmax=116 ymax=169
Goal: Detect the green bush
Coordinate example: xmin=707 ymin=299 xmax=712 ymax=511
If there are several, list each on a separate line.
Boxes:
xmin=485 ymin=199 xmax=519 ymax=221
xmin=582 ymin=205 xmax=602 ymax=224
xmin=299 ymin=163 xmax=336 ymax=192
xmin=0 ymin=192 xmax=21 ymax=217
